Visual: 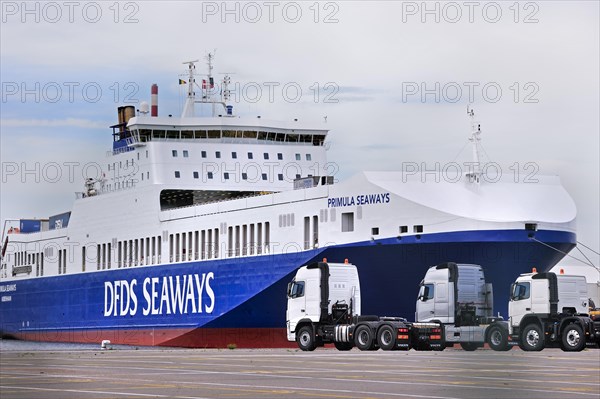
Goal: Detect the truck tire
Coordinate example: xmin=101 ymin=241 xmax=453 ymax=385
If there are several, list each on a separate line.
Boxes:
xmin=377 ymin=325 xmax=396 ymax=351
xmin=520 ymin=323 xmax=544 ymax=351
xmin=334 ymin=341 xmax=353 ymax=351
xmin=561 ymin=324 xmax=585 ymax=352
xmin=297 ymin=326 xmax=317 ymax=351
xmin=354 ymin=325 xmax=374 ymax=351
xmin=488 ymin=325 xmax=509 ymax=351
xmin=460 ymin=342 xmax=480 ymax=351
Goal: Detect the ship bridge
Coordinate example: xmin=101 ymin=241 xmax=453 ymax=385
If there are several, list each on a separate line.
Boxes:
xmin=98 ymin=57 xmax=332 ymax=211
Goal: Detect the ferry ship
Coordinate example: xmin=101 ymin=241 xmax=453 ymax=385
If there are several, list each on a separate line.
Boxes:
xmin=0 ymin=56 xmax=577 ymax=347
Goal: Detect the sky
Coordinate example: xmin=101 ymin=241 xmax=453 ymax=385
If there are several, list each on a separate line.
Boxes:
xmin=1 ymin=1 xmax=598 ymax=274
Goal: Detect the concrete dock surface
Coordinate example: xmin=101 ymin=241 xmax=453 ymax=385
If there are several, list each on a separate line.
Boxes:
xmin=1 ymin=343 xmax=599 ymax=399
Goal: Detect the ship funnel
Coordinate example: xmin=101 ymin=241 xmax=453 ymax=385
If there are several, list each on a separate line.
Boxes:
xmin=151 ymin=84 xmax=158 ymax=117
xmin=116 ymin=105 xmax=135 ymax=139
xmin=117 ymin=106 xmax=135 ymax=127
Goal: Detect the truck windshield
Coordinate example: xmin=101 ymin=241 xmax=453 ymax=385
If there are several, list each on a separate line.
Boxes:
xmin=511 ymin=282 xmax=530 ymax=301
xmin=418 ymin=284 xmax=434 ymax=301
xmin=288 ymin=281 xmax=305 ymax=299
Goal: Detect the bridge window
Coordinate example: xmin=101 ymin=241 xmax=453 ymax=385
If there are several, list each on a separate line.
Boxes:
xmin=207 ymin=130 xmax=221 ymax=139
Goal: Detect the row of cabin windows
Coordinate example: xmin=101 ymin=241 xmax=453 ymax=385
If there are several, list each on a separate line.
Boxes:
xmin=15 ymin=251 xmax=50 ymax=277
xmin=15 ymin=251 xmax=45 ymax=276
xmin=57 ymin=249 xmax=67 ymax=275
xmin=339 ymin=213 xmax=424 ymax=235
xmin=167 ymin=223 xmax=271 ymax=262
xmin=89 ymin=236 xmax=163 ymax=271
xmin=226 ymin=222 xmax=271 ymax=257
xmin=135 ymin=129 xmax=326 ymax=146
xmin=169 ymin=229 xmax=218 ymax=262
xmin=400 ymin=225 xmax=423 ymax=233
xmin=176 ymin=171 xmax=301 ymax=181
xmin=105 ymin=173 xmax=149 ymax=192
xmin=108 ymin=149 xmax=149 ymax=172
xmin=172 ymin=150 xmax=312 ymax=162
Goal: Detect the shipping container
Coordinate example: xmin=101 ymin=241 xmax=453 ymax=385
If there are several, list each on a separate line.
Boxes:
xmin=49 ymin=212 xmax=71 ymax=230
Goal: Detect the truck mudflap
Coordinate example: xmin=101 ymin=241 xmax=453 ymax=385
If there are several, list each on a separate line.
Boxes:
xmin=411 ymin=322 xmax=444 ymax=351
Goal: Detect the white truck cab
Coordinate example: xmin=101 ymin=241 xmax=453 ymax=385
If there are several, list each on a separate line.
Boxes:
xmin=416 ymin=262 xmax=507 ymax=351
xmin=508 ymin=270 xmax=597 ymax=351
xmin=509 ymin=272 xmax=588 ymax=333
xmin=286 ymin=262 xmax=361 ymax=342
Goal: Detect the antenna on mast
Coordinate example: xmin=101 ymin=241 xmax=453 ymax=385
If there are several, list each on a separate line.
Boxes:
xmin=204 ymin=50 xmax=217 ymax=116
xmin=181 ymin=60 xmax=199 ymax=118
xmin=467 ymin=105 xmax=482 ymax=183
xmin=180 ymin=52 xmax=231 ymax=118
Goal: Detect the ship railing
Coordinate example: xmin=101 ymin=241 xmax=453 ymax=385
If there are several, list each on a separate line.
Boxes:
xmin=108 ymin=146 xmax=134 ymax=157
xmin=141 ymin=136 xmax=316 ymax=146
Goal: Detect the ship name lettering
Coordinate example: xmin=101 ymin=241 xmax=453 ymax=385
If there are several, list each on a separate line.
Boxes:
xmin=104 ymin=272 xmax=215 ymax=317
xmin=327 ymin=192 xmax=390 ymax=208
xmin=104 ymin=280 xmax=138 ymax=317
xmin=141 ymin=272 xmax=215 ymax=316
xmin=0 ymin=284 xmax=17 ymax=293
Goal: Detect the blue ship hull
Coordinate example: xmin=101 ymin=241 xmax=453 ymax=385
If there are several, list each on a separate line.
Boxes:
xmin=0 ymin=229 xmax=575 ymax=347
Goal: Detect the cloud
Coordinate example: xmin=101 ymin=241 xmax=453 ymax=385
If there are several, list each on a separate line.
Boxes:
xmin=0 ymin=118 xmax=105 ymax=129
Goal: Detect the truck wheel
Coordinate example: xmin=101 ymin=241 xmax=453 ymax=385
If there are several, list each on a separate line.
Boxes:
xmin=377 ymin=325 xmax=396 ymax=351
xmin=334 ymin=341 xmax=353 ymax=351
xmin=297 ymin=326 xmax=316 ymax=351
xmin=488 ymin=326 xmax=509 ymax=351
xmin=561 ymin=324 xmax=585 ymax=352
xmin=460 ymin=342 xmax=480 ymax=351
xmin=520 ymin=324 xmax=544 ymax=351
xmin=354 ymin=325 xmax=374 ymax=351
